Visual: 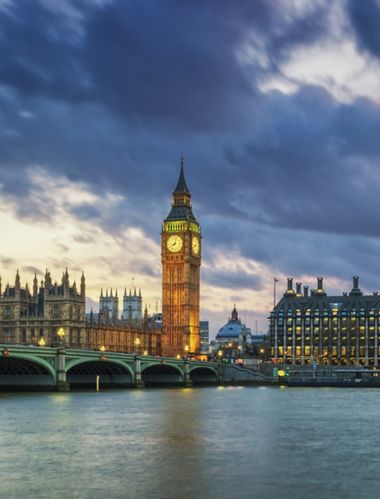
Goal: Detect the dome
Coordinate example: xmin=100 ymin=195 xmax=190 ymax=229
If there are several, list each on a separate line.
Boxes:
xmin=216 ymin=306 xmax=250 ymax=339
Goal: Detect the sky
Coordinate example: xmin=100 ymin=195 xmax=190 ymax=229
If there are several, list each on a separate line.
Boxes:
xmin=1 ymin=0 xmax=380 ymax=338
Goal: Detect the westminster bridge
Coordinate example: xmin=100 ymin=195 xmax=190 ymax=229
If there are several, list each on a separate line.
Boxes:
xmin=0 ymin=344 xmax=266 ymax=390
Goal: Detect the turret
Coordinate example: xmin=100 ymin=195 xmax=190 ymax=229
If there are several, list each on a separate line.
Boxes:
xmin=62 ymin=268 xmax=69 ymax=290
xmin=15 ymin=269 xmax=20 ymax=291
xmin=33 ymin=273 xmax=38 ymax=297
xmin=316 ymin=277 xmax=326 ymax=296
xmin=231 ymin=305 xmax=238 ymax=322
xmin=80 ymin=271 xmax=85 ymax=297
xmin=349 ymin=276 xmax=363 ymax=296
xmin=285 ymin=278 xmax=295 ymax=296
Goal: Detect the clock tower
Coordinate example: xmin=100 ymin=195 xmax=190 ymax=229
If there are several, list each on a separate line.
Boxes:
xmin=161 ymin=158 xmax=201 ymax=357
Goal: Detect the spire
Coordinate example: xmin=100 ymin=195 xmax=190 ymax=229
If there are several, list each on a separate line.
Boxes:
xmin=15 ymin=269 xmax=20 ymax=290
xmin=173 ymin=156 xmax=190 ymax=195
xmin=165 ymin=157 xmax=196 ymax=222
xmin=100 ymin=288 xmax=103 ymax=298
xmin=33 ymin=273 xmax=38 ymax=297
xmin=124 ymin=287 xmax=127 ymax=297
xmin=80 ymin=271 xmax=85 ymax=297
xmin=231 ymin=305 xmax=238 ymax=322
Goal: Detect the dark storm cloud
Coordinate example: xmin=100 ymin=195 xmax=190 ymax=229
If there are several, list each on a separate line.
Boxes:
xmin=1 ymin=0 xmax=380 ymax=294
xmin=204 ymin=268 xmax=263 ymax=291
xmin=347 ymin=0 xmax=380 ymax=57
xmin=218 ymin=86 xmax=380 ymax=238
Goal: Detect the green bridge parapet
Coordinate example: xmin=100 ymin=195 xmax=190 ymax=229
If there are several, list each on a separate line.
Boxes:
xmin=0 ymin=344 xmax=221 ymax=390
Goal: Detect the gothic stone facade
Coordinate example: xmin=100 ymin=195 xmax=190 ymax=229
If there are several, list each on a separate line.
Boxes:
xmin=0 ymin=270 xmax=160 ymax=354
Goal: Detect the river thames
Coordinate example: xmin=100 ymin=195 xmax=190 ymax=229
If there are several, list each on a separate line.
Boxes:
xmin=1 ymin=386 xmax=379 ymax=499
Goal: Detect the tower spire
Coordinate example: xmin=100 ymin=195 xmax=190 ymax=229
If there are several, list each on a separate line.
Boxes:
xmin=173 ymin=156 xmax=190 ymax=195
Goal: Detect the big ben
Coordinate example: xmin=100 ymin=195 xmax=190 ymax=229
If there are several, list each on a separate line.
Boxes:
xmin=161 ymin=158 xmax=201 ymax=357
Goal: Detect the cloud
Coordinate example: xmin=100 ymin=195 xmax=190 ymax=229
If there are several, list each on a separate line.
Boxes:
xmin=1 ymin=1 xmax=380 ymax=337
xmin=22 ymin=266 xmax=43 ymax=275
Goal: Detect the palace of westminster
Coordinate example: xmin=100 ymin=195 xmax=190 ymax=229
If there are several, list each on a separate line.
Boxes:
xmin=0 ymin=162 xmax=202 ymax=358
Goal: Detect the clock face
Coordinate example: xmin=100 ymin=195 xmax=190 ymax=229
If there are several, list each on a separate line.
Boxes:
xmin=192 ymin=236 xmax=200 ymax=255
xmin=167 ymin=235 xmax=183 ymax=253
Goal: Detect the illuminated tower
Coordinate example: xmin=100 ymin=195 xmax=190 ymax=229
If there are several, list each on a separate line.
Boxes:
xmin=161 ymin=158 xmax=201 ymax=357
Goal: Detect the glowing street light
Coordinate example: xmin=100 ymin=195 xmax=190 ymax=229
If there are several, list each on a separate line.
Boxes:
xmin=217 ymin=349 xmax=223 ymax=362
xmin=184 ymin=344 xmax=189 ymax=360
xmin=57 ymin=327 xmax=65 ymax=345
xmin=38 ymin=336 xmax=46 ymax=347
xmin=134 ymin=337 xmax=141 ymax=355
xmin=100 ymin=345 xmax=106 ymax=352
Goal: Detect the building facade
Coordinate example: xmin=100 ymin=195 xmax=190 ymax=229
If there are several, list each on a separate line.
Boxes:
xmin=270 ymin=276 xmax=380 ymax=366
xmin=0 ymin=270 xmax=161 ymax=354
xmin=0 ymin=269 xmax=86 ymax=346
xmin=161 ymin=159 xmax=201 ymax=357
xmin=199 ymin=321 xmax=209 ymax=354
xmin=122 ymin=288 xmax=143 ymax=322
xmin=99 ymin=289 xmax=119 ymax=323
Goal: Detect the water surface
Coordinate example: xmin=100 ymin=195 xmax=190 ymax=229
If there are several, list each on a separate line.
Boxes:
xmin=0 ymin=386 xmax=379 ymax=498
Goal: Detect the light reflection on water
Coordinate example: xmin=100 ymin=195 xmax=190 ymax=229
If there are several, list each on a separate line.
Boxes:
xmin=1 ymin=387 xmax=380 ymax=498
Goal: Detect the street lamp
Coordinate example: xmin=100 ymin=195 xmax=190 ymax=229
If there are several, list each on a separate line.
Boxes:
xmin=100 ymin=345 xmax=106 ymax=352
xmin=38 ymin=336 xmax=46 ymax=347
xmin=134 ymin=337 xmax=141 ymax=355
xmin=217 ymin=349 xmax=223 ymax=362
xmin=57 ymin=327 xmax=65 ymax=345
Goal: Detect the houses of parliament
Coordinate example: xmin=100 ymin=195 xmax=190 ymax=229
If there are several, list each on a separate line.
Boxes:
xmin=0 ymin=162 xmax=201 ymax=357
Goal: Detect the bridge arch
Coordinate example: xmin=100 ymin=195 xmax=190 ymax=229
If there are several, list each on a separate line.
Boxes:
xmin=66 ymin=358 xmax=134 ymax=388
xmin=189 ymin=366 xmax=219 ymax=384
xmin=0 ymin=354 xmax=56 ymax=387
xmin=141 ymin=362 xmax=184 ymax=386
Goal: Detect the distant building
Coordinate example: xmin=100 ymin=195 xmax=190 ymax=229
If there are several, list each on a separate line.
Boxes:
xmin=270 ymin=276 xmax=380 ymax=366
xmin=199 ymin=321 xmax=209 ymax=354
xmin=122 ymin=288 xmax=142 ymax=322
xmin=99 ymin=289 xmax=119 ymax=323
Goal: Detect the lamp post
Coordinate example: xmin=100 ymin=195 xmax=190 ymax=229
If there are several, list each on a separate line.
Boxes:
xmin=57 ymin=327 xmax=65 ymax=346
xmin=184 ymin=344 xmax=189 ymax=360
xmin=134 ymin=337 xmax=141 ymax=355
xmin=38 ymin=336 xmax=46 ymax=347
xmin=100 ymin=345 xmax=106 ymax=352
xmin=217 ymin=349 xmax=223 ymax=363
